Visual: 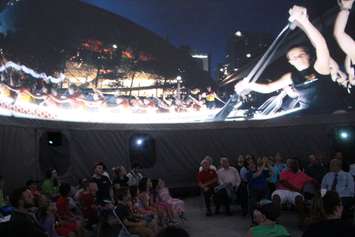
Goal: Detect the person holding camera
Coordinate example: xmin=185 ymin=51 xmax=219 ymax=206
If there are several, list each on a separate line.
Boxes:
xmin=246 ymin=157 xmax=273 ymax=223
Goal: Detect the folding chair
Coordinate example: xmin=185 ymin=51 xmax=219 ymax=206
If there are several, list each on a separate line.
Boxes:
xmin=112 ymin=208 xmax=139 ymax=237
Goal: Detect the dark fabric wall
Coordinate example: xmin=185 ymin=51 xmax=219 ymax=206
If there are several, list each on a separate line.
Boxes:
xmin=0 ymin=113 xmax=354 ymax=190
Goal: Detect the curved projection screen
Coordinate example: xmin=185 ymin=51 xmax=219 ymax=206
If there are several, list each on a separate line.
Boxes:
xmin=0 ymin=0 xmax=354 ymax=123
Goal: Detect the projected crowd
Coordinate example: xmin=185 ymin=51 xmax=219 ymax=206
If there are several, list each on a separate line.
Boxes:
xmin=0 ymin=59 xmax=221 ymax=123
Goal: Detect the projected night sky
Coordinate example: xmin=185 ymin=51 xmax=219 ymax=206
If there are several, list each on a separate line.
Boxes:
xmin=81 ymin=0 xmax=336 ymax=77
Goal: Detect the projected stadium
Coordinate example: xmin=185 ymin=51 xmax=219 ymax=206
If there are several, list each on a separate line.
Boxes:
xmin=0 ymin=0 xmax=353 ymax=123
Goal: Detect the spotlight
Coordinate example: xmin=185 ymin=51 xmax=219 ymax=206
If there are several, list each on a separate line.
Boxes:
xmin=47 ymin=132 xmax=62 ymax=146
xmin=129 ymin=134 xmax=156 ymax=168
xmin=112 ymin=44 xmax=118 ymax=49
xmin=235 ymin=31 xmax=242 ymax=37
xmin=136 ymin=138 xmax=143 ymax=146
xmin=339 ymin=131 xmax=350 ymax=140
xmin=333 ymin=127 xmax=355 ymax=160
xmin=246 ymin=53 xmax=252 ymax=58
xmin=336 ymin=128 xmax=353 ymax=143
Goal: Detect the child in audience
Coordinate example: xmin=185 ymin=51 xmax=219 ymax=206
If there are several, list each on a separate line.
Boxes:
xmin=135 ymin=178 xmax=160 ymax=225
xmin=157 ymin=179 xmax=185 ymax=219
xmin=114 ymin=188 xmax=154 ymax=237
xmin=26 ymin=179 xmax=41 ymax=198
xmin=74 ymin=178 xmax=88 ymax=201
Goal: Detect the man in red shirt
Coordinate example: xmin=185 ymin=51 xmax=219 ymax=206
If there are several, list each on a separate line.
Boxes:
xmin=56 ymin=183 xmax=83 ymax=237
xmin=272 ymin=159 xmax=315 ymax=225
xmin=79 ymin=181 xmax=98 ymax=227
xmin=197 ymin=159 xmax=219 ymax=216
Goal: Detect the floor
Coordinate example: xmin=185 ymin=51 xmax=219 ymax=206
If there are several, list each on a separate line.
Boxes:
xmin=180 ymin=197 xmax=303 ymax=237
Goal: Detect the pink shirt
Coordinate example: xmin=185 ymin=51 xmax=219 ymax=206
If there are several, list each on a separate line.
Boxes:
xmin=278 ymin=170 xmax=313 ymax=191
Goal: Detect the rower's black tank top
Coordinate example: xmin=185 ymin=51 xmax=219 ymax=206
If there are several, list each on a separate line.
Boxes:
xmin=291 ymin=67 xmax=345 ymax=113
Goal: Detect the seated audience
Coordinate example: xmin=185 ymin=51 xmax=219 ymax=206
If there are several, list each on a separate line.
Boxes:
xmin=156 ymin=226 xmax=190 ymax=237
xmin=147 ymin=178 xmax=177 ymax=226
xmin=197 ymin=158 xmax=219 ymax=216
xmin=271 ymin=153 xmax=287 ymax=188
xmin=0 ymin=176 xmax=6 ymax=210
xmin=113 ymin=166 xmax=129 ymax=190
xmin=56 ymin=183 xmax=83 ymax=237
xmin=235 ymin=155 xmax=246 ymax=171
xmin=156 ymin=178 xmax=185 ymax=218
xmin=334 ymin=152 xmax=350 ymax=172
xmin=216 ymin=157 xmax=241 ymax=215
xmin=272 ymin=159 xmax=315 ymax=225
xmin=246 ymin=200 xmax=290 ymax=237
xmin=115 ymin=188 xmax=154 ymax=237
xmin=304 ymin=192 xmax=326 ymax=226
xmin=199 ymin=155 xmax=217 ymax=172
xmin=136 ymin=178 xmax=165 ymax=226
xmin=247 ymin=158 xmax=273 ymax=222
xmin=41 ymin=169 xmax=59 ymax=199
xmin=8 ymin=187 xmax=47 ymax=237
xmin=321 ymin=159 xmax=354 ymax=222
xmin=236 ymin=156 xmax=249 ymax=216
xmin=127 ymin=163 xmax=144 ymax=197
xmin=350 ymin=163 xmax=355 ymax=186
xmin=26 ymin=179 xmax=41 ymax=198
xmin=0 ymin=177 xmax=13 ymax=217
xmin=302 ymin=191 xmax=355 ymax=237
xmin=36 ymin=194 xmax=59 ymax=237
xmin=78 ymin=181 xmax=99 ymax=228
xmin=74 ymin=178 xmax=88 ymax=201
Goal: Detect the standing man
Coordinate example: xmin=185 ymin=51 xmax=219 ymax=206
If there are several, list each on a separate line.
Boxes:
xmin=321 ymin=159 xmax=354 ymax=223
xmin=305 ymin=154 xmax=327 ymax=184
xmin=91 ymin=161 xmax=112 ymax=205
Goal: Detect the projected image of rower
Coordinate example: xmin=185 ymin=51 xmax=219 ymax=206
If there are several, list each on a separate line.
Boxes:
xmin=232 ymin=5 xmax=348 ymax=119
